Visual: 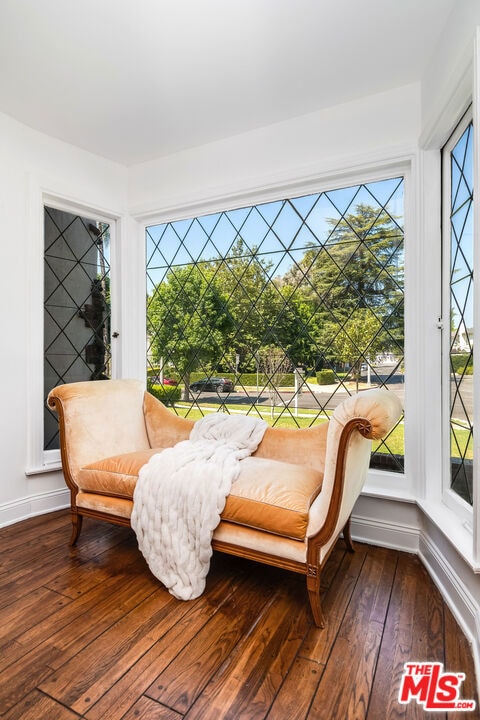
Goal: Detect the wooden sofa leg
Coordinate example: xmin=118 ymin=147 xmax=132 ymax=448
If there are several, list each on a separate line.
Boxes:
xmin=70 ymin=511 xmax=83 ymax=546
xmin=307 ymin=566 xmax=325 ymax=628
xmin=343 ymin=516 xmax=355 ymax=553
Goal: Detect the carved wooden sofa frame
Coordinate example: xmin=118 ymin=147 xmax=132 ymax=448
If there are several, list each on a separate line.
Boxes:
xmin=48 ymin=379 xmax=402 ymax=627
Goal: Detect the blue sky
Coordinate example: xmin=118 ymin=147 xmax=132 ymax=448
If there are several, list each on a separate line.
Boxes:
xmin=146 ymin=178 xmax=405 ymax=295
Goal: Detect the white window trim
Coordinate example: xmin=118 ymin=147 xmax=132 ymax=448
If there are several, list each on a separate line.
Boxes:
xmin=441 ymin=109 xmax=475 ymax=527
xmin=26 ymin=179 xmax=123 ymax=475
xmin=418 ymin=32 xmax=480 ymax=570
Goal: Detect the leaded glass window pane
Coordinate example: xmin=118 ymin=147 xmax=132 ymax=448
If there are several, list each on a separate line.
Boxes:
xmin=146 ymin=178 xmax=404 ymax=472
xmin=44 ymin=207 xmax=111 ymax=450
xmin=448 ymin=122 xmax=474 ymax=504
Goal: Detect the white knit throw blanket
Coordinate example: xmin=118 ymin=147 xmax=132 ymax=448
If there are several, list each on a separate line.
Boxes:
xmin=131 ymin=413 xmax=267 ymax=601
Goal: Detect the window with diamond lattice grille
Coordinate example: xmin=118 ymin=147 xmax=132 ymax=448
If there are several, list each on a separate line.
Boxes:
xmin=44 ymin=207 xmax=111 ymax=450
xmin=446 ymin=119 xmax=474 ymax=505
xmin=146 ymin=178 xmax=404 ymax=472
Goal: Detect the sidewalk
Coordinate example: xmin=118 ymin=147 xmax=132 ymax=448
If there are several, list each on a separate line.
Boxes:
xmin=305 ymin=381 xmax=376 ymax=394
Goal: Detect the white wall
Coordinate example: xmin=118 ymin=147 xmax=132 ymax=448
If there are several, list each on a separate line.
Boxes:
xmin=421 ymin=0 xmax=480 ymax=145
xmin=129 ymin=82 xmax=420 ymax=217
xmin=0 ymin=110 xmax=127 ymax=525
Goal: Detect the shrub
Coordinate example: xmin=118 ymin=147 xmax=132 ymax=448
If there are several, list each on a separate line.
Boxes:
xmin=236 ymin=373 xmax=258 ymax=386
xmin=187 ymin=372 xmax=297 ymax=388
xmin=236 ymin=372 xmax=296 ymax=387
xmin=317 ymin=369 xmax=336 ymax=385
xmin=148 ymin=383 xmax=181 ymax=406
xmin=451 ymin=353 xmax=473 ymax=376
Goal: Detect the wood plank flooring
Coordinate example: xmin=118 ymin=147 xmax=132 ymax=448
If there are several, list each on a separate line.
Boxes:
xmin=0 ymin=510 xmax=478 ymax=719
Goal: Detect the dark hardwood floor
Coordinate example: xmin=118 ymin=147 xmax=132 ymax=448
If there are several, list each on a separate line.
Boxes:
xmin=0 ymin=510 xmax=478 ymax=719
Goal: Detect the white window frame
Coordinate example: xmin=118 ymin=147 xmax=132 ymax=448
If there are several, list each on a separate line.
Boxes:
xmin=417 ymin=31 xmax=480 ymax=569
xmin=26 ymin=184 xmax=122 ymax=475
xmin=441 ymin=109 xmax=476 ymax=527
xmin=134 ymin=160 xmax=415 ymax=501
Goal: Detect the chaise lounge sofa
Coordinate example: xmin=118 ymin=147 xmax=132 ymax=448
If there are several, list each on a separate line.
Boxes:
xmin=47 ymin=379 xmax=402 ymax=626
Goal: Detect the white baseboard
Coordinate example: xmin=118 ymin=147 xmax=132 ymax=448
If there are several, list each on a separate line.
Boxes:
xmin=419 ymin=530 xmax=480 ymax=699
xmin=351 ymin=512 xmax=420 ymax=553
xmin=0 ymin=488 xmax=69 ymax=528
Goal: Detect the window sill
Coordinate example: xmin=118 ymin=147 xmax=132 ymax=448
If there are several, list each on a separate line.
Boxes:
xmin=25 ymin=461 xmax=62 ymax=476
xmin=363 ymin=468 xmax=416 ymax=503
xmin=417 ymin=497 xmax=478 ymax=572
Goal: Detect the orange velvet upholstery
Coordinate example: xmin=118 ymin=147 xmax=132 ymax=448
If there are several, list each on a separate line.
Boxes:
xmin=78 ymin=449 xmax=163 ymax=498
xmin=222 ymin=457 xmax=322 ymax=540
xmin=47 ymin=379 xmax=402 ymax=627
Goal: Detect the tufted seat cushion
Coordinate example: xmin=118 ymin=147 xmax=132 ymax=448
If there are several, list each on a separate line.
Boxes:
xmin=77 ymin=450 xmax=323 ymax=541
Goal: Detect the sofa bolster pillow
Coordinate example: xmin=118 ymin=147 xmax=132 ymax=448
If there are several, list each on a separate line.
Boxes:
xmin=222 ymin=456 xmax=323 ymax=541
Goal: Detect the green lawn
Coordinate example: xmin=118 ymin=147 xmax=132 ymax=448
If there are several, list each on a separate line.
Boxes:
xmin=170 ymin=401 xmax=472 ymax=462
xmin=172 ymin=402 xmax=406 ymax=456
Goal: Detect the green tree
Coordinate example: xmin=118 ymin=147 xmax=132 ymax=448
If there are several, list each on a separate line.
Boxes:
xmin=212 ymin=238 xmax=318 ymax=373
xmin=306 ymin=204 xmax=401 ymax=309
xmin=322 ymin=308 xmax=383 ymax=390
xmin=274 ymin=282 xmax=321 ymax=369
xmin=286 ymin=203 xmax=404 ymax=371
xmin=258 ymin=344 xmax=292 ymax=417
xmin=147 ymin=264 xmax=233 ymax=400
xmin=211 ymin=238 xmax=285 ymax=370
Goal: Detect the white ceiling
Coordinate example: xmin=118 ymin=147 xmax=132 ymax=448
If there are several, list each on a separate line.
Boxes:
xmin=0 ymin=0 xmax=457 ymax=166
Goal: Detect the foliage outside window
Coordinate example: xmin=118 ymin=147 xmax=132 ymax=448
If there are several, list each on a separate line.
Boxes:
xmin=146 ymin=179 xmax=405 ymax=471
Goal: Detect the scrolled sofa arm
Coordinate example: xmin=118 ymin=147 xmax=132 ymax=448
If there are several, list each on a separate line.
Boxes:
xmin=306 ymin=388 xmax=403 ymax=546
xmin=330 ymin=386 xmax=403 ymax=440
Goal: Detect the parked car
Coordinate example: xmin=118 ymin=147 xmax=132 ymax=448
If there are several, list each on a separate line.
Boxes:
xmin=190 ymin=377 xmax=234 ymax=393
xmin=149 ymin=376 xmax=178 ymax=386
